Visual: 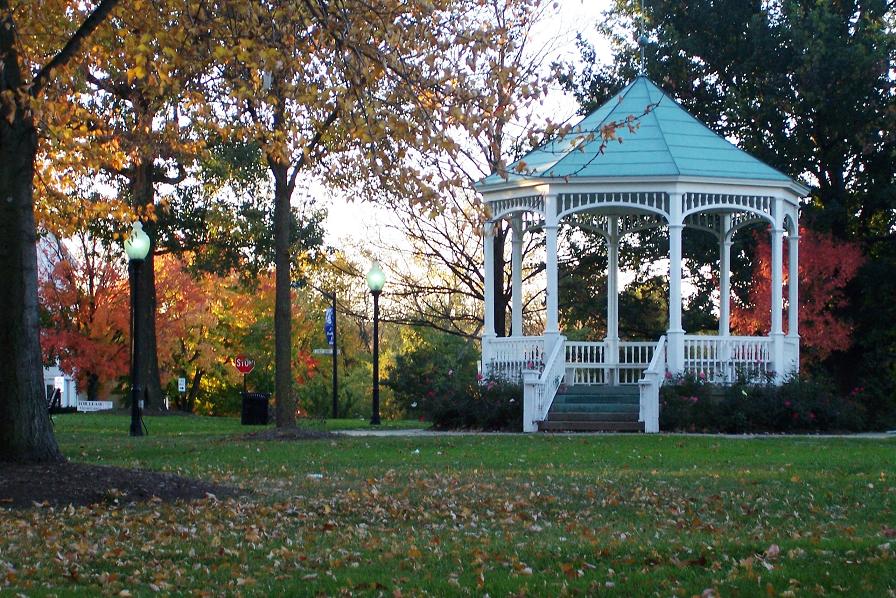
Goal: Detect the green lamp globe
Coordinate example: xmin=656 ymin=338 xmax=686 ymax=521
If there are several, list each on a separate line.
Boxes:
xmin=124 ymin=221 xmax=151 ymax=261
xmin=366 ymin=261 xmax=386 ymax=293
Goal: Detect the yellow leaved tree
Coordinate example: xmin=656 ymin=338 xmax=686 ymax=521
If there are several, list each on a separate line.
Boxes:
xmin=38 ymin=0 xmax=218 ymax=411
xmin=1 ymin=0 xmax=122 ymax=462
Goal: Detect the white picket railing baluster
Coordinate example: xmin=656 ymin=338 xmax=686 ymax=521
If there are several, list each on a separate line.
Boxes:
xmin=681 ymin=335 xmax=773 ymax=383
xmin=484 ymin=336 xmax=545 ymax=381
xmin=564 ymin=341 xmax=655 ymax=386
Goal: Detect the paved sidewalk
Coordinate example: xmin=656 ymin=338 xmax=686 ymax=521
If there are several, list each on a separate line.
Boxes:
xmin=338 ymin=429 xmax=896 ymax=438
xmin=338 ymin=429 xmax=507 ymax=437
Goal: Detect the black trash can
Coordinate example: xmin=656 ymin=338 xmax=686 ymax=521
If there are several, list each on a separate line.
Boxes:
xmin=241 ymin=392 xmax=270 ymax=425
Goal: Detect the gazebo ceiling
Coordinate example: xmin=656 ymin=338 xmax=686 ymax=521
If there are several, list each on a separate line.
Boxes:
xmin=479 ymin=76 xmax=805 ymax=192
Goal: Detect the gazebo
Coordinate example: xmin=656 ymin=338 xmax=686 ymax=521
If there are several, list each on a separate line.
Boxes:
xmin=476 ymin=76 xmax=808 ymax=433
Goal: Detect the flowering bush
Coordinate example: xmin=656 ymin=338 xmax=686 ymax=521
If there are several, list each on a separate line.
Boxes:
xmin=423 ymin=375 xmax=522 ymax=431
xmin=384 ymin=328 xmax=478 ymax=417
xmin=659 ymin=375 xmax=867 ymax=433
xmin=384 ymin=328 xmax=521 ymax=429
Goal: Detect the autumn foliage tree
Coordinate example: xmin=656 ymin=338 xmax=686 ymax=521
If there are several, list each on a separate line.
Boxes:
xmin=62 ymin=0 xmax=217 ymax=410
xmin=206 ymin=0 xmax=530 ymax=428
xmin=371 ymin=0 xmax=555 ymax=339
xmin=3 ymin=0 xmax=584 ymax=460
xmin=38 ymin=239 xmax=222 ymax=407
xmin=731 ymin=227 xmax=864 ymax=367
xmin=1 ymin=0 xmax=121 ymax=462
xmin=38 ymin=244 xmax=330 ymax=414
xmin=39 ymin=233 xmax=130 ymax=401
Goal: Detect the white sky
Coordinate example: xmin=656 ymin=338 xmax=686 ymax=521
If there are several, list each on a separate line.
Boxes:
xmin=321 ymin=0 xmax=615 ymax=253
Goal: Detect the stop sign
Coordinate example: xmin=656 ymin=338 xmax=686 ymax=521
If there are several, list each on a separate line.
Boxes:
xmin=234 ymin=355 xmax=255 ymax=374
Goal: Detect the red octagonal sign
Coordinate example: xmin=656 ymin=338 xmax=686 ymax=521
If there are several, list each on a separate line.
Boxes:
xmin=234 ymin=355 xmax=255 ymax=374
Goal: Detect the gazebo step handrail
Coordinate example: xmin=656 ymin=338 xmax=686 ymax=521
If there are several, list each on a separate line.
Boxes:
xmin=638 ymin=335 xmax=666 ymax=433
xmin=522 ymin=336 xmax=566 ymax=431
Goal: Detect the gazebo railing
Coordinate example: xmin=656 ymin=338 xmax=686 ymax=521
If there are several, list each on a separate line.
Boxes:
xmin=565 ymin=341 xmax=606 ymax=384
xmin=489 ymin=335 xmax=781 ymax=386
xmin=565 ymin=341 xmax=656 ymax=385
xmin=483 ymin=336 xmax=545 ymax=381
xmin=619 ymin=342 xmax=658 ymax=383
xmin=682 ymin=335 xmax=773 ymax=382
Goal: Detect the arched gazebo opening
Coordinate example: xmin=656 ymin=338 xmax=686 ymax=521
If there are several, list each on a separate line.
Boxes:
xmin=477 ymin=76 xmax=807 ymax=433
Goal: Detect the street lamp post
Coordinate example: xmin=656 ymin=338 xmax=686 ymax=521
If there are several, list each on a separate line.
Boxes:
xmin=366 ymin=262 xmax=386 ymax=425
xmin=124 ymin=221 xmax=151 ymax=437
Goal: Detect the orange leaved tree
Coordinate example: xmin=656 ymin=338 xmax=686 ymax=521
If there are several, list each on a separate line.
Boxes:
xmin=731 ymin=226 xmax=864 ymax=367
xmin=39 ymin=233 xmax=130 ymax=401
xmin=207 ymin=0 xmax=533 ymax=427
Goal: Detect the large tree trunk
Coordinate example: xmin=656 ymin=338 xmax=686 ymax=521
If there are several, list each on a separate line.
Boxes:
xmin=185 ymin=369 xmax=203 ymax=412
xmin=86 ymin=373 xmax=100 ymax=402
xmin=130 ymin=157 xmax=165 ymax=411
xmin=0 ymin=21 xmax=63 ymax=462
xmin=271 ymin=164 xmax=295 ymax=428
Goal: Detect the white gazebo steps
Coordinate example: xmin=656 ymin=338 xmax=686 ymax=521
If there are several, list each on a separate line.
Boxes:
xmin=538 ymin=385 xmax=644 ymax=433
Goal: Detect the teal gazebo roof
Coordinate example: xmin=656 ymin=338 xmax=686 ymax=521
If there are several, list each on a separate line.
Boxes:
xmin=480 ymin=76 xmax=796 ymax=186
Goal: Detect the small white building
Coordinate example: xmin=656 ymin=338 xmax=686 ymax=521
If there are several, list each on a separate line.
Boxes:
xmin=43 ymin=365 xmax=82 ymax=409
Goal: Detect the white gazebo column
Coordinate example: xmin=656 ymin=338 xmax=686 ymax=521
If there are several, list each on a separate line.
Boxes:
xmin=667 ymin=194 xmax=685 ymax=373
xmin=543 ymin=195 xmax=560 ymax=355
xmin=510 ymin=215 xmax=524 ymax=337
xmin=770 ymin=220 xmax=785 ymax=381
xmin=718 ymin=215 xmax=733 ymax=380
xmin=482 ymin=221 xmax=497 ymax=369
xmin=787 ymin=228 xmax=800 ymax=371
xmin=718 ymin=215 xmax=732 ymax=337
xmin=605 ymin=217 xmax=620 ymax=384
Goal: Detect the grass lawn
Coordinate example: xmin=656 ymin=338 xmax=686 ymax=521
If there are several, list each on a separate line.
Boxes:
xmin=2 ymin=415 xmax=894 ymax=596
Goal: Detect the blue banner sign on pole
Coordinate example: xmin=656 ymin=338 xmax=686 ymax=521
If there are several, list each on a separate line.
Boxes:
xmin=324 ymin=307 xmax=335 ymax=345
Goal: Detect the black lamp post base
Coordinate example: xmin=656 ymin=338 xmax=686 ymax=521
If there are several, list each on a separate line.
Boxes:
xmin=128 ymin=258 xmax=145 ymax=437
xmin=371 ymin=289 xmax=381 ymax=426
